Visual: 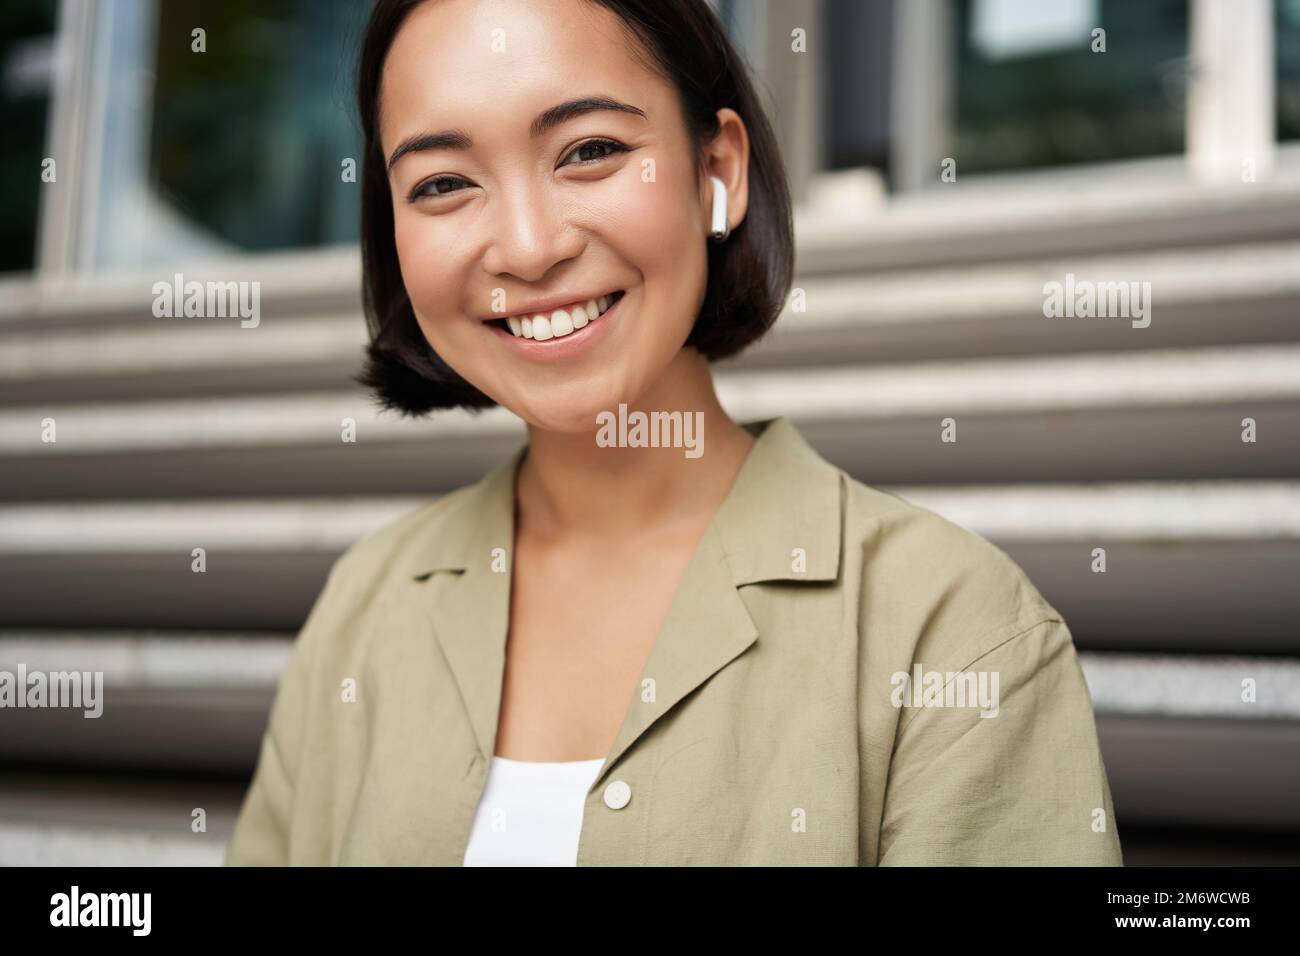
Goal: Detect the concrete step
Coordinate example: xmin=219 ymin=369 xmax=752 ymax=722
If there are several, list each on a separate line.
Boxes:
xmin=0 ymin=769 xmax=242 ymax=865
xmin=795 ymin=152 xmax=1300 ymax=274
xmin=2 ymin=244 xmax=1297 ymax=402
xmin=1098 ymin=714 xmax=1300 ymax=831
xmin=753 ymin=241 xmax=1300 ymax=367
xmin=0 ymin=401 xmax=1294 ymax=497
xmin=2 ymin=482 xmax=1295 ymax=551
xmin=1 ymin=346 xmax=1296 ymax=497
xmin=1 ymin=635 xmax=1297 ymax=834
xmin=0 ymin=484 xmax=1296 ymax=646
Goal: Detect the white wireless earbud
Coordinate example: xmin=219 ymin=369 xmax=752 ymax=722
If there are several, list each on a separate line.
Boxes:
xmin=709 ymin=175 xmax=730 ymax=242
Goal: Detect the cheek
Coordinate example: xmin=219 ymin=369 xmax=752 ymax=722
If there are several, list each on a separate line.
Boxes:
xmin=393 ymin=211 xmax=463 ymax=328
xmin=391 ymin=214 xmax=491 ymax=386
xmin=612 ymin=159 xmax=698 ymax=249
xmin=598 ymin=171 xmax=707 ymax=327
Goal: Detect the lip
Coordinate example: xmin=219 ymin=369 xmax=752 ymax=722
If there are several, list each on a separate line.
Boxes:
xmin=487 ymin=291 xmax=625 ymax=362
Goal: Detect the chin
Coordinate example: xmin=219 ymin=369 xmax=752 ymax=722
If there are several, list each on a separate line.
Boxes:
xmin=512 ymin=396 xmax=618 ymax=435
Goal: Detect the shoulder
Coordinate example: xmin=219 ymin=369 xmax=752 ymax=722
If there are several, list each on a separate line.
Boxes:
xmin=840 ymin=473 xmax=1064 ymax=668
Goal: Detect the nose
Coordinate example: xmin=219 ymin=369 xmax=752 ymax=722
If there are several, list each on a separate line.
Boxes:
xmin=481 ymin=180 xmax=585 ymax=283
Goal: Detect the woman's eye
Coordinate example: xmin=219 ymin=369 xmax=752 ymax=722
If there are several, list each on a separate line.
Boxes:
xmin=409 ymin=176 xmax=470 ymax=202
xmin=407 ymin=140 xmax=628 ymax=204
xmin=561 ymin=138 xmax=628 ymax=167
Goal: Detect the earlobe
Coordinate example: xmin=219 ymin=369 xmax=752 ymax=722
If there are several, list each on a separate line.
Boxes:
xmin=709 ymin=175 xmax=731 ymax=242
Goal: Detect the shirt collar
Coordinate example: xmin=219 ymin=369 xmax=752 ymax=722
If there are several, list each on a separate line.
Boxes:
xmin=404 ymin=415 xmax=844 ymax=586
xmin=392 ymin=415 xmax=845 ymax=775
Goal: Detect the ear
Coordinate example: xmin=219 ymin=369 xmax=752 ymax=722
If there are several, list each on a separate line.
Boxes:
xmin=700 ymin=108 xmax=750 ymax=236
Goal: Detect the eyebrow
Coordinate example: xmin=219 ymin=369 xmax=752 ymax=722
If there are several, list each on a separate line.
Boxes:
xmin=384 ymin=96 xmax=647 ymax=175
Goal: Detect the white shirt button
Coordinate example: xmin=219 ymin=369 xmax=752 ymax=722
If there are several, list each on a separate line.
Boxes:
xmin=603 ymin=780 xmax=632 ymax=810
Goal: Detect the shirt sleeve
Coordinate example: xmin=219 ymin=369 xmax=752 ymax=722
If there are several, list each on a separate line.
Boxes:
xmin=876 ymin=616 xmax=1123 ymax=866
xmin=223 ymin=554 xmax=350 ymax=866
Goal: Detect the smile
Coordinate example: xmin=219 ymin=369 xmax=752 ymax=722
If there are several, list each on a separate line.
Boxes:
xmin=488 ymin=290 xmax=625 ymax=341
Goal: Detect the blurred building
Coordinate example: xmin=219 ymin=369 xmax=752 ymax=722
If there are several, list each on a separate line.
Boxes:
xmin=1 ymin=0 xmax=1298 ymax=865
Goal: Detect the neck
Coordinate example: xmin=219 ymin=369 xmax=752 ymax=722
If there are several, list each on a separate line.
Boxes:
xmin=515 ymin=349 xmax=756 ymax=544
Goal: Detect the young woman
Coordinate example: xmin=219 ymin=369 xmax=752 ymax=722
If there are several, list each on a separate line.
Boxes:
xmin=226 ymin=0 xmax=1122 ymax=866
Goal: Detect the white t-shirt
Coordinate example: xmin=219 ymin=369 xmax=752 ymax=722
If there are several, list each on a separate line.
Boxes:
xmin=462 ymin=756 xmax=606 ymax=866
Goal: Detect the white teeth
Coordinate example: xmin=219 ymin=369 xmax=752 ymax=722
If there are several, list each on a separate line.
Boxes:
xmin=502 ymin=292 xmax=619 ymax=338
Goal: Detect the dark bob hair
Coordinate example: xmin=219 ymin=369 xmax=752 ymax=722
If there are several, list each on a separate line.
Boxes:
xmin=354 ymin=0 xmax=794 ymax=416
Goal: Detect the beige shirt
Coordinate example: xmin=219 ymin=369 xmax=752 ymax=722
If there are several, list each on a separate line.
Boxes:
xmin=225 ymin=416 xmax=1122 ymax=865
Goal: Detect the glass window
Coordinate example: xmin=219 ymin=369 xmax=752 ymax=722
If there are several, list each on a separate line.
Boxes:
xmin=88 ymin=0 xmax=368 ymax=271
xmin=822 ymin=0 xmax=894 ymax=173
xmin=951 ymin=0 xmax=1189 ymax=173
xmin=1280 ymin=0 xmax=1300 ymax=140
xmin=0 ymin=0 xmax=58 ymax=273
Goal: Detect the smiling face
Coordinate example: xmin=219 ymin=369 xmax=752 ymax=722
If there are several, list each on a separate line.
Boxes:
xmin=379 ymin=0 xmax=721 ymax=432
